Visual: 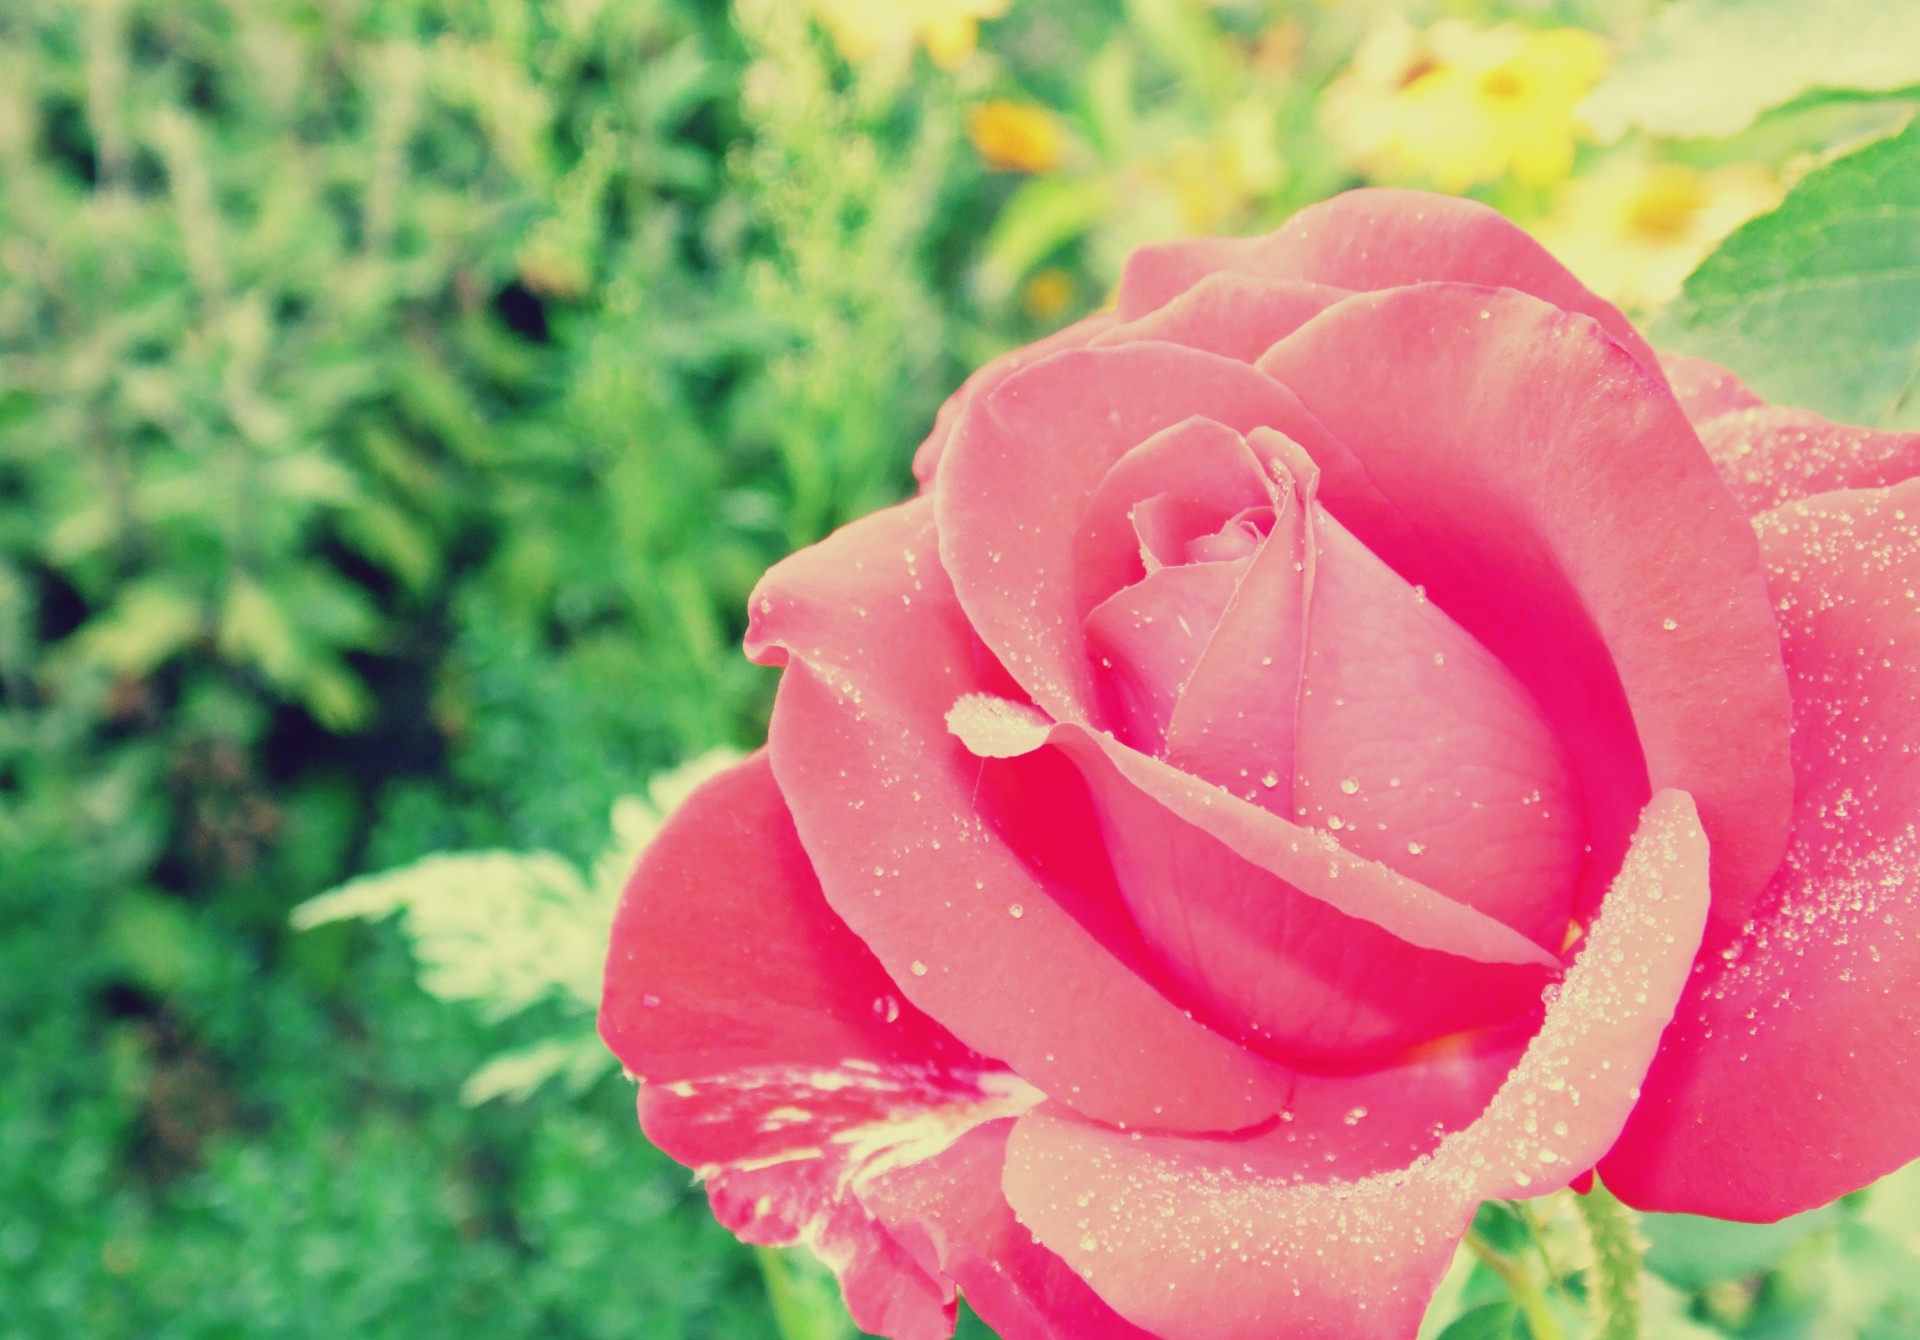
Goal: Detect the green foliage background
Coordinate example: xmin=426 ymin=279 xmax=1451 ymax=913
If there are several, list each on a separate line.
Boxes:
xmin=2 ymin=0 xmax=1918 ymax=1337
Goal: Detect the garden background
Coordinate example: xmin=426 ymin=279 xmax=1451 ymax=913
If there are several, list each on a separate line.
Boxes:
xmin=5 ymin=0 xmax=1920 ymax=1336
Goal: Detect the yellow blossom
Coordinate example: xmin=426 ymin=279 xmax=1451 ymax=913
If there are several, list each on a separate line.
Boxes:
xmin=1532 ymin=158 xmax=1783 ymax=313
xmin=968 ymin=100 xmax=1066 ymax=174
xmin=1022 ymin=268 xmax=1075 ymax=320
xmin=1322 ymin=20 xmax=1608 ymax=192
xmin=813 ymin=0 xmax=1011 ymax=71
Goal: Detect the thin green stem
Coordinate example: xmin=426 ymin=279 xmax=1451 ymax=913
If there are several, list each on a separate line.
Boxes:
xmin=1575 ymin=1184 xmax=1645 ymax=1340
xmin=1466 ymin=1228 xmax=1566 ymax=1340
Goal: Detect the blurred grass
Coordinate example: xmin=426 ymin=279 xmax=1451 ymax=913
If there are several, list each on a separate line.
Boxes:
xmin=2 ymin=0 xmax=1918 ymax=1336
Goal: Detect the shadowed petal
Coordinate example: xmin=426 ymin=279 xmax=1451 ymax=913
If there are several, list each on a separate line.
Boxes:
xmin=1002 ymin=792 xmax=1711 ymax=1340
xmin=747 ymin=498 xmax=1301 ymax=1132
xmin=1259 ymin=284 xmax=1793 ymax=941
xmin=1603 ymin=482 xmax=1920 ymax=1220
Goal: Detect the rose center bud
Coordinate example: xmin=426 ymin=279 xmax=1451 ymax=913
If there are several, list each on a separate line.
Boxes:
xmin=1072 ymin=418 xmax=1584 ymax=1067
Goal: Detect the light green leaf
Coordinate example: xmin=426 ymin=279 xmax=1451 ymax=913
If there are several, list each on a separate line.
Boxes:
xmin=976 ymin=175 xmax=1115 ymax=303
xmin=1655 ymin=119 xmax=1920 ymax=429
xmin=292 ymin=850 xmax=605 ymax=1016
xmin=71 ymin=581 xmax=202 ymax=676
xmin=1583 ymin=0 xmax=1920 ymax=141
xmin=458 ymin=1034 xmax=615 ymax=1105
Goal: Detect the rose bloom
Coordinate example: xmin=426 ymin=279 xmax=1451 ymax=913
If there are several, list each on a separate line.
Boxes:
xmin=599 ymin=189 xmax=1920 ymax=1339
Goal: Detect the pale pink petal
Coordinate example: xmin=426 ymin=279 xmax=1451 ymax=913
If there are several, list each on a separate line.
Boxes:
xmin=1003 ymin=792 xmax=1712 ymax=1340
xmin=1659 ymin=352 xmax=1764 ymax=424
xmin=1160 ymin=462 xmax=1312 ymax=806
xmin=864 ymin=1121 xmax=1159 ymax=1340
xmin=1259 ymin=284 xmax=1793 ymax=941
xmin=1120 ymin=188 xmax=1660 ymax=375
xmin=912 ymin=311 xmax=1118 ymax=486
xmin=747 ymin=498 xmax=1300 ymax=1132
xmin=1074 ymin=416 xmax=1272 ymax=619
xmin=1092 ymin=273 xmax=1349 ymax=362
xmin=1700 ymin=404 xmax=1920 ymax=514
xmin=1083 ymin=555 xmax=1251 ymax=754
xmin=1603 ymin=482 xmax=1920 ymax=1220
xmin=936 ymin=343 xmax=1346 ymax=725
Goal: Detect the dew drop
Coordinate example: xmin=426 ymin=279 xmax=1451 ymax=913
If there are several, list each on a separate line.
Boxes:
xmin=910 ymin=960 xmax=928 ymax=976
xmin=641 ymin=993 xmax=661 ymax=1009
xmin=1008 ymin=903 xmax=1024 ymax=919
xmin=1407 ymin=841 xmax=1426 ymax=855
xmin=1339 ymin=777 xmax=1360 ymax=795
xmin=1261 ymin=771 xmax=1280 ymax=788
xmin=1662 ymin=617 xmax=1679 ymax=631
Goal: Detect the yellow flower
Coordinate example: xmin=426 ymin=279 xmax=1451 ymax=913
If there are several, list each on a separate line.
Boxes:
xmin=813 ymin=0 xmax=1011 ymax=70
xmin=1322 ymin=21 xmax=1608 ymax=193
xmin=1532 ymin=159 xmax=1783 ymax=313
xmin=968 ymin=100 xmax=1066 ymax=174
xmin=1022 ymin=268 xmax=1075 ymax=320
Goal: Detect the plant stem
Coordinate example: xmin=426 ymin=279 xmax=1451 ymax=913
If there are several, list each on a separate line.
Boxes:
xmin=1576 ymin=1183 xmax=1645 ymax=1340
xmin=1466 ymin=1228 xmax=1566 ymax=1340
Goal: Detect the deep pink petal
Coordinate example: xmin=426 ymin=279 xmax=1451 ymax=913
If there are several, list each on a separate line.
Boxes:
xmin=1028 ymin=720 xmax=1558 ymax=1064
xmin=747 ymin=498 xmax=1299 ymax=1132
xmin=599 ymin=752 xmax=1030 ymax=1340
xmin=864 ymin=1121 xmax=1159 ymax=1340
xmin=1603 ymin=482 xmax=1920 ymax=1220
xmin=1119 ymin=188 xmax=1660 ymax=375
xmin=1659 ymin=352 xmax=1764 ymax=424
xmin=912 ymin=311 xmax=1118 ymax=487
xmin=1091 ymin=273 xmax=1349 ymax=362
xmin=1700 ymin=404 xmax=1920 ymax=514
xmin=937 ymin=343 xmax=1348 ymax=725
xmin=1291 ymin=507 xmax=1582 ymax=948
xmin=1259 ymin=284 xmax=1793 ymax=940
xmin=1003 ymin=792 xmax=1712 ymax=1340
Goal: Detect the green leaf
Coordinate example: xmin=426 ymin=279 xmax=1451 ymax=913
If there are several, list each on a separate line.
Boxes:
xmin=976 ymin=175 xmax=1115 ymax=303
xmin=1640 ymin=1205 xmax=1836 ymax=1290
xmin=756 ymin=1246 xmax=863 ymax=1340
xmin=1583 ymin=0 xmax=1920 ymax=140
xmin=1655 ymin=119 xmax=1920 ymax=429
xmin=1433 ymin=1303 xmax=1520 ymax=1340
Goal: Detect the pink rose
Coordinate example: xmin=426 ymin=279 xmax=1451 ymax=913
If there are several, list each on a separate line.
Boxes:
xmin=598 ymin=189 xmax=1920 ymax=1339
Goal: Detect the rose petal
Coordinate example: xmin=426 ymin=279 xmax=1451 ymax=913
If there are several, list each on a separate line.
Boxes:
xmin=864 ymin=1121 xmax=1159 ymax=1340
xmin=1259 ymin=284 xmax=1794 ymax=940
xmin=1092 ymin=273 xmax=1349 ymax=363
xmin=1602 ymin=482 xmax=1920 ymax=1220
xmin=1660 ymin=352 xmax=1764 ymax=425
xmin=1119 ymin=188 xmax=1661 ymax=376
xmin=747 ymin=498 xmax=1300 ymax=1132
xmin=1002 ymin=791 xmax=1711 ymax=1340
xmin=1074 ymin=416 xmax=1273 ymax=617
xmin=912 ymin=311 xmax=1118 ymax=486
xmin=599 ymin=751 xmax=1030 ymax=1340
xmin=1018 ymin=720 xmax=1559 ymax=1063
xmin=1699 ymin=404 xmax=1920 ymax=514
xmin=1290 ymin=507 xmax=1583 ymax=947
xmin=937 ymin=343 xmax=1348 ymax=726
xmin=1083 ymin=554 xmax=1251 ymax=754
